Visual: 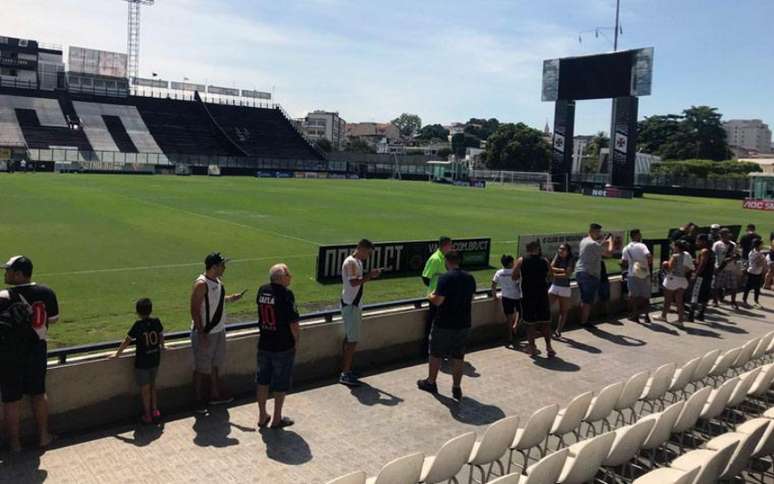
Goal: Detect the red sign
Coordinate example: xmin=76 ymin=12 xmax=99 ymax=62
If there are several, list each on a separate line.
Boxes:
xmin=743 ymin=198 xmax=774 ymax=211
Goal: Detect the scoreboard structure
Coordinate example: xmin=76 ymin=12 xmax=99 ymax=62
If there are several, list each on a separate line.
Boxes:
xmin=542 ymin=48 xmax=654 ymax=191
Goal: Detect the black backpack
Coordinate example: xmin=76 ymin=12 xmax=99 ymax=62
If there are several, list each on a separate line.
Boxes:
xmin=0 ymin=289 xmax=38 ymax=366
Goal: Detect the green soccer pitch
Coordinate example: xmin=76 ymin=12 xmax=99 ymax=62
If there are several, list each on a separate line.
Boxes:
xmin=1 ymin=173 xmax=769 ymax=348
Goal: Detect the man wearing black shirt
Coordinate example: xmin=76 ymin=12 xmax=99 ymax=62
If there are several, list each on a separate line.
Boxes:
xmin=255 ymin=263 xmax=300 ymax=429
xmin=739 ymin=224 xmax=761 ymax=260
xmin=417 ymin=251 xmax=476 ymax=400
xmin=0 ymin=256 xmax=58 ymax=451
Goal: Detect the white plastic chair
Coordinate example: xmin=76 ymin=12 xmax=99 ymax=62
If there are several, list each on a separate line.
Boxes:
xmin=765 ymin=334 xmax=774 ymax=363
xmin=765 ymin=407 xmax=774 ymax=419
xmin=749 ymin=334 xmax=773 ymax=368
xmin=747 ymin=363 xmax=774 ymax=406
xmin=731 ymin=338 xmax=759 ymax=375
xmin=701 ymin=420 xmax=768 ymax=480
xmin=548 ymin=391 xmax=593 ymax=450
xmin=485 ymin=474 xmax=520 ymax=484
xmin=639 ymin=400 xmax=684 ymax=468
xmin=557 ymin=431 xmax=616 ymax=484
xmin=639 ymin=363 xmax=676 ymax=415
xmin=688 ymin=349 xmax=720 ymax=392
xmin=582 ymin=381 xmax=623 ymax=437
xmin=420 ymin=432 xmax=477 ymax=484
xmin=736 ymin=418 xmax=774 ymax=482
xmin=328 ymin=471 xmax=367 ymax=484
xmin=698 ymin=376 xmax=739 ymax=434
xmin=667 ymin=356 xmax=701 ymax=402
xmin=707 ymin=347 xmax=742 ymax=387
xmin=366 ymin=452 xmax=424 ymax=484
xmin=671 ymin=386 xmax=712 ymax=452
xmin=670 ymin=439 xmax=738 ymax=484
xmin=632 ymin=466 xmax=700 ymax=484
xmin=724 ymin=368 xmax=761 ymax=424
xmin=507 ymin=404 xmax=559 ymax=474
xmin=613 ymin=371 xmax=649 ymax=426
xmin=516 ymin=447 xmax=569 ymax=484
xmin=467 ymin=416 xmax=519 ymax=484
xmin=600 ymin=418 xmax=655 ymax=481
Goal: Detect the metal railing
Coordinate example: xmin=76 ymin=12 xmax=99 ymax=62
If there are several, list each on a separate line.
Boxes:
xmin=571 ymin=173 xmax=750 ymax=192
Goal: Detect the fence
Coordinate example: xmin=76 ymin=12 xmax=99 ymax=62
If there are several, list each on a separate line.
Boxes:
xmin=571 ymin=173 xmax=749 ymax=192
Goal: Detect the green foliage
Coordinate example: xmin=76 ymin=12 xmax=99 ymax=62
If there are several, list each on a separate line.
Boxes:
xmin=451 ymin=133 xmax=481 ymax=157
xmin=436 ymin=147 xmax=452 ymax=159
xmin=483 ymin=123 xmax=551 ymax=172
xmin=314 ymin=138 xmax=333 ymax=153
xmin=464 ymin=118 xmax=500 ymax=140
xmin=391 ymin=113 xmax=422 ymax=137
xmin=650 ymin=159 xmax=762 ymax=178
xmin=417 ymin=124 xmax=450 ymax=140
xmin=637 ymin=106 xmax=732 ymax=161
xmin=345 ymin=138 xmax=376 ymax=154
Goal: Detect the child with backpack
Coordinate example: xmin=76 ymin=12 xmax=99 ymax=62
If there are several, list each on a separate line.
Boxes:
xmin=114 ymin=298 xmax=164 ymax=424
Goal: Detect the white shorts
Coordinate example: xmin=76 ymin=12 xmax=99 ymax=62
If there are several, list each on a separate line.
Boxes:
xmin=548 ymin=284 xmax=572 ymax=299
xmin=663 ymin=275 xmax=689 ymax=291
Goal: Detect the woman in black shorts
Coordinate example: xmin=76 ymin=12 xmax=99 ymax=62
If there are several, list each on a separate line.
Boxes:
xmin=512 ymin=241 xmax=555 ymax=357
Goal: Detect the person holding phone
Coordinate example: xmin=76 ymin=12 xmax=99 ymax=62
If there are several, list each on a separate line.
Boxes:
xmin=575 ymin=223 xmax=615 ymax=326
xmin=338 ymin=239 xmax=381 ymax=387
xmin=189 ymin=252 xmax=244 ymax=409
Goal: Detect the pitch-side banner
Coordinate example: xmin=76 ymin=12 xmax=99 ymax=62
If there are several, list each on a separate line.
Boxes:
xmin=743 ymin=199 xmax=774 ymax=211
xmin=517 ymin=231 xmax=625 ymax=259
xmin=316 ymin=238 xmax=491 ymax=283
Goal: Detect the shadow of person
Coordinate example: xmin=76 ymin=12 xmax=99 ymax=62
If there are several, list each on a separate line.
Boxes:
xmin=559 ymin=336 xmax=602 ymax=354
xmin=440 ymin=360 xmax=481 ymax=378
xmin=586 ymin=326 xmax=646 ymax=347
xmin=114 ymin=423 xmax=165 ymax=447
xmin=531 ymin=355 xmax=581 ymax=372
xmin=701 ymin=320 xmax=749 ymax=334
xmin=0 ymin=449 xmax=47 ymax=483
xmin=682 ymin=326 xmax=722 ymax=338
xmin=193 ymin=407 xmax=239 ymax=448
xmin=350 ymin=383 xmax=404 ymax=407
xmin=431 ymin=393 xmax=506 ymax=425
xmin=260 ymin=428 xmax=312 ymax=465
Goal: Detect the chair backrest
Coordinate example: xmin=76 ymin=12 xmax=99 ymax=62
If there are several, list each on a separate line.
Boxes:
xmin=641 ymin=400 xmax=684 ymax=450
xmin=585 ymin=381 xmax=624 ymax=422
xmin=749 ymin=364 xmax=774 ymax=397
xmin=643 ymin=362 xmax=676 ymax=400
xmin=554 ymin=391 xmax=593 ymax=434
xmin=371 ymin=452 xmax=424 ymax=484
xmin=326 ymin=470 xmax=366 ymax=484
xmin=765 ymin=331 xmax=774 ymax=354
xmin=616 ymin=371 xmax=650 ymax=409
xmin=710 ymin=347 xmax=742 ymax=377
xmin=692 ymin=349 xmax=721 ymax=382
xmin=513 ymin=404 xmax=559 ymax=450
xmin=672 ymin=386 xmax=712 ymax=434
xmin=733 ymin=338 xmax=759 ymax=368
xmin=728 ymin=367 xmax=761 ymax=407
xmin=469 ymin=416 xmax=520 ymax=465
xmin=523 ymin=447 xmax=569 ymax=484
xmin=737 ymin=418 xmax=774 ymax=458
xmin=486 ymin=473 xmax=521 ymax=484
xmin=701 ymin=377 xmax=739 ymax=420
xmin=721 ymin=421 xmax=769 ymax=479
xmin=423 ymin=431 xmax=477 ymax=484
xmin=632 ymin=467 xmax=700 ymax=484
xmin=694 ymin=440 xmax=738 ymax=484
xmin=672 ymin=467 xmax=700 ymax=484
xmin=603 ymin=418 xmax=656 ymax=467
xmin=670 ymin=356 xmax=701 ymax=391
xmin=562 ymin=432 xmax=616 ymax=484
xmin=751 ymin=334 xmax=772 ymax=360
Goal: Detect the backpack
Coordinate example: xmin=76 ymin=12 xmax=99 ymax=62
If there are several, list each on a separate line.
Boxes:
xmin=0 ymin=289 xmax=39 ymax=366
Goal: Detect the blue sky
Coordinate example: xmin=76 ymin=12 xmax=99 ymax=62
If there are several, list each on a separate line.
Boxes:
xmin=6 ymin=0 xmax=773 ymax=134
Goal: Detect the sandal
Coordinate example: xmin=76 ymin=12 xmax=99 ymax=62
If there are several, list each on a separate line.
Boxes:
xmin=257 ymin=416 xmax=271 ymax=428
xmin=547 ymin=348 xmax=557 ymax=358
xmin=270 ymin=417 xmax=294 ymax=429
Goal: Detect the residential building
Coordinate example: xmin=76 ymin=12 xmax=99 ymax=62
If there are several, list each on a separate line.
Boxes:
xmin=0 ymin=35 xmax=64 ymax=90
xmin=299 ymin=110 xmax=347 ymax=149
xmin=738 ymin=158 xmax=774 ymax=174
xmin=723 ymin=119 xmax=772 ymax=154
xmin=346 ymin=122 xmax=401 ymax=147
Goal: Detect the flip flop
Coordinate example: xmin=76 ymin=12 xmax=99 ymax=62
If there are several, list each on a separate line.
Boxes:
xmin=270 ymin=417 xmax=294 ymax=429
xmin=257 ymin=416 xmax=271 ymax=428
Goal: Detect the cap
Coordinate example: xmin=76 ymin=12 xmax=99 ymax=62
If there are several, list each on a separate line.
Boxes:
xmin=3 ymin=255 xmax=33 ymax=274
xmin=204 ymin=252 xmax=229 ymax=269
xmin=710 ymin=224 xmax=721 ymax=230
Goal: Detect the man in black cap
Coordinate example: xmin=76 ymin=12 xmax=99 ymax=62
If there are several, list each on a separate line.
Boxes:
xmin=190 ymin=252 xmax=245 ymax=408
xmin=1 ymin=255 xmax=59 ymax=451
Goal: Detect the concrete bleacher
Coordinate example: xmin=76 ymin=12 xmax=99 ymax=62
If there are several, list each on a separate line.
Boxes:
xmin=71 ymin=101 xmax=163 ymax=154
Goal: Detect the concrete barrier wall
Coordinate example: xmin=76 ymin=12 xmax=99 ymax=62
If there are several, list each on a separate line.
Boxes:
xmin=16 ymin=278 xmax=626 ymax=436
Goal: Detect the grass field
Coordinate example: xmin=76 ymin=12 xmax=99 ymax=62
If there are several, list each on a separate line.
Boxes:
xmin=1 ymin=174 xmax=771 ymax=348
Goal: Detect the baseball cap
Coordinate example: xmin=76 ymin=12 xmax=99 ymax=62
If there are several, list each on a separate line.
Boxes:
xmin=710 ymin=224 xmax=721 ymax=230
xmin=3 ymin=255 xmax=33 ymax=275
xmin=204 ymin=252 xmax=229 ymax=269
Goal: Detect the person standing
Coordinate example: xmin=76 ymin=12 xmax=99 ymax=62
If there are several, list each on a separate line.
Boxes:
xmin=575 ymin=224 xmax=615 ymax=326
xmin=709 ymin=224 xmax=722 ymax=243
xmin=739 ymin=224 xmax=761 ymax=261
xmin=765 ymin=236 xmax=774 ymax=291
xmin=421 ymin=236 xmax=453 ymax=355
xmin=491 ymin=255 xmax=522 ymax=345
xmin=0 ymin=256 xmax=58 ymax=451
xmin=190 ymin=252 xmax=244 ymax=408
xmin=339 ymin=239 xmax=381 ymax=387
xmin=417 ymin=250 xmax=476 ymax=400
xmin=688 ymin=234 xmax=716 ymax=322
xmin=255 ymin=264 xmax=300 ymax=429
xmin=512 ymin=242 xmax=555 ymax=357
xmin=712 ymin=229 xmax=740 ymax=309
xmin=620 ymin=229 xmax=653 ymax=323
xmin=743 ymin=238 xmax=765 ymax=308
xmin=548 ymin=244 xmax=575 ymax=338
xmin=659 ymin=240 xmax=694 ymax=326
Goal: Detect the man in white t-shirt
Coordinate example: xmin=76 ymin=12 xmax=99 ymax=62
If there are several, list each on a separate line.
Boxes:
xmin=338 ymin=239 xmax=381 ymax=387
xmin=711 ymin=229 xmax=739 ymax=309
xmin=620 ymin=229 xmax=653 ymax=323
xmin=491 ymin=255 xmax=522 ymax=344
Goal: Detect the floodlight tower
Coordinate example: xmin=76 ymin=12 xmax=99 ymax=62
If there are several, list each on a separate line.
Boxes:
xmin=124 ymin=0 xmax=155 ymax=81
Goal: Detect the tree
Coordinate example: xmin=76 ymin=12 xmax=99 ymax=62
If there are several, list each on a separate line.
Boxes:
xmin=451 ymin=133 xmax=481 ymax=158
xmin=651 ymin=159 xmax=761 ymax=178
xmin=315 ymin=138 xmax=333 ymax=153
xmin=483 ymin=123 xmax=551 ymax=172
xmin=345 ymin=138 xmax=376 ymax=154
xmin=682 ymin=106 xmax=731 ymax=161
xmin=464 ymin=118 xmax=500 ymax=140
xmin=391 ymin=113 xmax=422 ymax=138
xmin=636 ymin=106 xmax=731 ymax=161
xmin=637 ymin=114 xmax=683 ymax=156
xmin=436 ymin=147 xmax=452 ymax=159
xmin=417 ymin=124 xmax=450 ymax=140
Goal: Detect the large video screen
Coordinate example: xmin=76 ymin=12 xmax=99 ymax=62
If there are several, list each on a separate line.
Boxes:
xmin=542 ymin=48 xmax=653 ymax=101
xmin=69 ymin=46 xmax=127 ymax=79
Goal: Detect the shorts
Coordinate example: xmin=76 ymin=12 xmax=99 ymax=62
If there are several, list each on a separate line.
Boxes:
xmin=627 ymin=276 xmax=651 ymax=299
xmin=0 ymin=340 xmax=47 ymax=403
xmin=341 ymin=304 xmax=362 ymax=343
xmin=135 ymin=367 xmax=158 ymax=386
xmin=663 ymin=275 xmax=689 ymax=291
xmin=191 ymin=329 xmax=227 ymax=375
xmin=256 ymin=349 xmax=295 ymax=393
xmin=576 ymin=272 xmax=600 ymax=305
xmin=714 ymin=269 xmax=739 ymax=291
xmin=429 ymin=326 xmax=470 ymax=359
xmin=501 ymin=297 xmax=522 ymax=316
xmin=548 ymin=284 xmax=572 ymax=299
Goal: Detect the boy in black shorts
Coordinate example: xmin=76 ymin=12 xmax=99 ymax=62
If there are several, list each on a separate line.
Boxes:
xmin=114 ymin=298 xmax=164 ymax=424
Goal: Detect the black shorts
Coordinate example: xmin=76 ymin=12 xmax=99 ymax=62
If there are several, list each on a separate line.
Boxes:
xmin=502 ymin=297 xmax=521 ymax=316
xmin=429 ymin=326 xmax=470 ymax=359
xmin=0 ymin=340 xmax=48 ymax=403
xmin=256 ymin=349 xmax=295 ymax=393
